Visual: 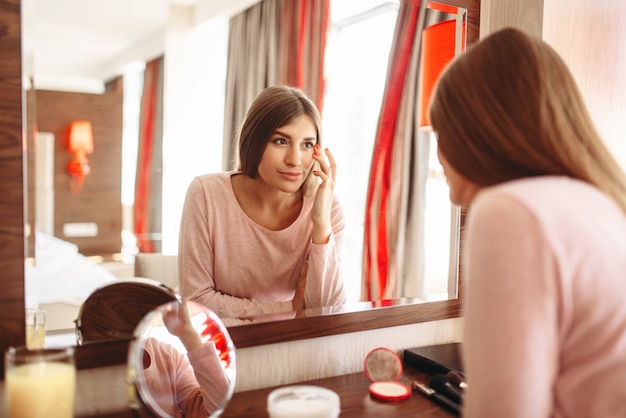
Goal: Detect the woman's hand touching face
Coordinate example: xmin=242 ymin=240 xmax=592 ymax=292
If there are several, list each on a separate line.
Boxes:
xmin=311 ymin=145 xmax=336 ymax=244
xmin=162 ymin=302 xmax=202 ymax=351
xmin=163 ymin=302 xmax=194 ymax=337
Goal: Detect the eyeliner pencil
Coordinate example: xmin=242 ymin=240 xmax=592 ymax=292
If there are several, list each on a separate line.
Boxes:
xmin=412 ymin=381 xmax=461 ymax=415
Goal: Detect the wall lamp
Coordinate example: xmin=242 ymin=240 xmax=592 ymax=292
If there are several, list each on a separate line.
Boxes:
xmin=418 ymin=3 xmax=467 ymax=129
xmin=67 ymin=120 xmax=94 ymax=193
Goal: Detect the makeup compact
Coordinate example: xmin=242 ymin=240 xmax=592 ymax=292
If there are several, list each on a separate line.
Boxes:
xmin=364 ymin=347 xmax=411 ymax=402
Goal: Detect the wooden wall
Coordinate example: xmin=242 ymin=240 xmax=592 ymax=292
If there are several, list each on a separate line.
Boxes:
xmin=26 ymin=89 xmax=37 ymax=258
xmin=0 ymin=0 xmax=26 ymax=377
xmin=35 ymin=90 xmax=124 ymax=256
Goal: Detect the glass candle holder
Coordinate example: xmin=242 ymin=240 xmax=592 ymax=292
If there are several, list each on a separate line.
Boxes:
xmin=4 ymin=346 xmax=76 ymax=418
xmin=25 ymin=309 xmax=46 ymax=350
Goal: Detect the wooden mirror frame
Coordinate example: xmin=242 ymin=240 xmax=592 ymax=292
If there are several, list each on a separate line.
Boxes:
xmin=0 ymin=0 xmax=479 ymax=376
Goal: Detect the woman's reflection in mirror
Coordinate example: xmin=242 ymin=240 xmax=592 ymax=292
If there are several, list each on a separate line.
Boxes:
xmin=430 ymin=28 xmax=626 ymax=417
xmin=179 ymin=85 xmax=346 ymax=319
xmin=141 ymin=302 xmax=230 ymax=417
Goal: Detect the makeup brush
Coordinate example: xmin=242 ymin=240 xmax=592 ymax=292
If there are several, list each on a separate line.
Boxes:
xmin=429 ymin=374 xmax=463 ymax=404
xmin=412 ymin=381 xmax=461 ymax=415
xmin=446 ymin=370 xmax=468 ymax=390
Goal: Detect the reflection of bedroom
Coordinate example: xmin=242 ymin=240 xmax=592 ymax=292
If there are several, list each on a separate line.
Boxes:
xmin=26 ymin=0 xmax=455 ymax=342
xmin=26 ymin=232 xmax=130 ymax=332
xmin=32 ymin=129 xmax=176 ymax=333
xmin=27 ymin=231 xmax=179 ymax=337
xmin=25 ymin=1 xmax=398 ymax=340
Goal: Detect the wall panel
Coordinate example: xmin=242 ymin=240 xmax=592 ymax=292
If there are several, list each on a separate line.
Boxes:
xmin=0 ymin=0 xmax=26 ymax=377
xmin=36 ymin=89 xmax=123 ymax=256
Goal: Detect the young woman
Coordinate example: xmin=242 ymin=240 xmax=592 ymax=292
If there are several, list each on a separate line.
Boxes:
xmin=429 ymin=28 xmax=626 ymax=417
xmin=178 ymin=85 xmax=345 ymax=319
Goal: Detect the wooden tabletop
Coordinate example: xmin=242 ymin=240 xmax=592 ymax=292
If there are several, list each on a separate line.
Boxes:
xmin=222 ymin=366 xmax=458 ymax=417
xmin=61 ymin=363 xmax=457 ymax=417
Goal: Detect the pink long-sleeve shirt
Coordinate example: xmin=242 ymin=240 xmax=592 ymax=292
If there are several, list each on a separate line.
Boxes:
xmin=141 ymin=338 xmax=231 ymax=417
xmin=178 ymin=172 xmax=346 ymax=319
xmin=462 ymin=176 xmax=626 ymax=417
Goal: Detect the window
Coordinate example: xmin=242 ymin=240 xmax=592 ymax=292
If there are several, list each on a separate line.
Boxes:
xmin=323 ymin=1 xmax=399 ymax=302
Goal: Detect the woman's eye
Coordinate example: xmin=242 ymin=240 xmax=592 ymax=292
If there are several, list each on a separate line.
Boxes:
xmin=272 ymin=138 xmax=288 ymax=145
xmin=303 ymin=142 xmax=316 ymax=149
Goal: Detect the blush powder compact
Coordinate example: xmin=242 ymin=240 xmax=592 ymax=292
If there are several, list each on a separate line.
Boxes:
xmin=364 ymin=347 xmax=411 ymax=402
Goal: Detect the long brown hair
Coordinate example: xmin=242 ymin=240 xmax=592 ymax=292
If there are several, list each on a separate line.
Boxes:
xmin=236 ymin=85 xmax=322 ymax=196
xmin=429 ymin=28 xmax=626 ymax=213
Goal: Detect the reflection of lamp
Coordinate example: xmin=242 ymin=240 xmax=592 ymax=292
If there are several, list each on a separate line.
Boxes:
xmin=67 ymin=120 xmax=94 ymax=193
xmin=418 ymin=18 xmax=461 ymax=128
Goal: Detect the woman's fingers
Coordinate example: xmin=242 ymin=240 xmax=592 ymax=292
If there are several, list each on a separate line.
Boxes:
xmin=325 ymin=148 xmax=337 ymax=182
xmin=313 ymin=146 xmax=336 ymax=186
xmin=310 ymin=147 xmax=335 ymax=244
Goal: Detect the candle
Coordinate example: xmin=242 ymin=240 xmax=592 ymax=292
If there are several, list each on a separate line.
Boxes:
xmin=25 ymin=309 xmax=46 ymax=350
xmin=4 ymin=347 xmax=76 ymax=418
xmin=26 ymin=323 xmax=46 ymax=350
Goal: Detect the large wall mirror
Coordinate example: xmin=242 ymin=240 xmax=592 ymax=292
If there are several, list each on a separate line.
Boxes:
xmin=10 ymin=0 xmax=480 ymax=366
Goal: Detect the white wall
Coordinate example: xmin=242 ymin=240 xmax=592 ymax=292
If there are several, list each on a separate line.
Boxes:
xmin=481 ymin=0 xmax=626 ymax=170
xmin=160 ymin=0 xmax=263 ymax=254
xmin=542 ymin=0 xmax=626 ymax=169
xmin=161 ymin=6 xmax=229 ymax=254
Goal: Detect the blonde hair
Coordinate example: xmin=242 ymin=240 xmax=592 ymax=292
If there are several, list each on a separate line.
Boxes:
xmin=429 ymin=28 xmax=626 ymax=213
xmin=236 ymin=85 xmax=322 ymax=196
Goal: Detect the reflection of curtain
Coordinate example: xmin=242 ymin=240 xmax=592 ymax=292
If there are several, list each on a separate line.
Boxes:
xmin=134 ymin=57 xmax=164 ymax=253
xmin=362 ymin=3 xmax=449 ymax=301
xmin=222 ymin=0 xmax=330 ymax=170
xmin=278 ymin=0 xmax=329 ymax=111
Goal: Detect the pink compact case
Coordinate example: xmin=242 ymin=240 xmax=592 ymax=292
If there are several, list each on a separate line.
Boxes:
xmin=364 ymin=347 xmax=411 ymax=402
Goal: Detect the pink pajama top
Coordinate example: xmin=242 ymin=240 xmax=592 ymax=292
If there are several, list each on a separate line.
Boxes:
xmin=462 ymin=176 xmax=626 ymax=417
xmin=141 ymin=338 xmax=231 ymax=417
xmin=178 ymin=172 xmax=346 ymax=319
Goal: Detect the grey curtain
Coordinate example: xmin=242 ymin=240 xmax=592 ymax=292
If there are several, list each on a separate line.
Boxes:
xmin=222 ymin=0 xmax=280 ymax=170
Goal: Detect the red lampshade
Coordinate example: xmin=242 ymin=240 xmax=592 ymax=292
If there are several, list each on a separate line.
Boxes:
xmin=68 ymin=121 xmax=94 ymax=154
xmin=67 ymin=120 xmax=94 ymax=193
xmin=418 ymin=19 xmax=457 ymax=128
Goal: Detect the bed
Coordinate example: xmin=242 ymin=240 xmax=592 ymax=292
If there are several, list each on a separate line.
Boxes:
xmin=25 ymin=232 xmax=180 ymax=333
xmin=25 ymin=232 xmax=123 ymax=331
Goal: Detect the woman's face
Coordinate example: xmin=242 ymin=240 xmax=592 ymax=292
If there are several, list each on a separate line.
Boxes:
xmin=437 ymin=146 xmax=482 ymax=206
xmin=257 ymin=114 xmax=318 ymax=193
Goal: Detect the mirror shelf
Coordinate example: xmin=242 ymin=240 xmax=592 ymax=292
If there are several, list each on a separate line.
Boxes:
xmin=228 ymin=298 xmax=462 ymax=349
xmin=72 ymin=297 xmax=461 ymax=370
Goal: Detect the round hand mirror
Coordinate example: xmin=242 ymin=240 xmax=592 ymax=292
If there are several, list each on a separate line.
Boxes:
xmin=127 ymin=300 xmax=237 ymax=417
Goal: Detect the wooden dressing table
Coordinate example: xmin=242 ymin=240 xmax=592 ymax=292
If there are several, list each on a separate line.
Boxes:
xmin=222 ymin=366 xmax=457 ymax=417
xmin=1 ymin=364 xmax=456 ymax=418
xmin=61 ymin=357 xmax=457 ymax=418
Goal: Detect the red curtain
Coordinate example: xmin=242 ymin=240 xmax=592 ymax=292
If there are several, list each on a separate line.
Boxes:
xmin=362 ymin=3 xmax=459 ymax=301
xmin=362 ymin=1 xmax=423 ymax=301
xmin=134 ymin=57 xmax=164 ymax=253
xmin=278 ymin=0 xmax=330 ymax=112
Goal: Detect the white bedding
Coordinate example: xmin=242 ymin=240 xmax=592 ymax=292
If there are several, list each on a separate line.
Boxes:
xmin=25 ymin=231 xmax=118 ymax=309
